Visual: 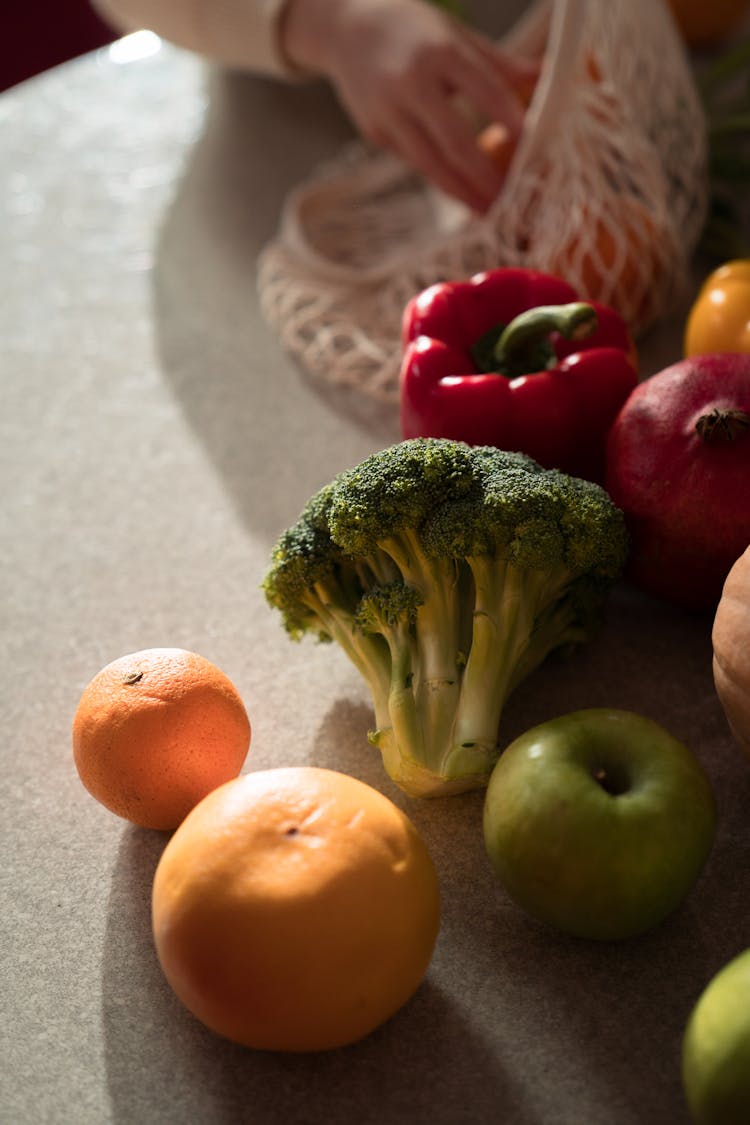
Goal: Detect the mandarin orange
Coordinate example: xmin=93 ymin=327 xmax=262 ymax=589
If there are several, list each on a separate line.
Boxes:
xmin=72 ymin=648 xmax=251 ymax=831
xmin=545 ymin=197 xmax=664 ymax=329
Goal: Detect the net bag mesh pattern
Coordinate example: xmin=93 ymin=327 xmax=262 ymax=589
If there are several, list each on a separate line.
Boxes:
xmin=257 ymin=0 xmax=708 ymax=404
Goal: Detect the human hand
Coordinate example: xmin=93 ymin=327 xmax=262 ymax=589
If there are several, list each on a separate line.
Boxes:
xmin=282 ymin=0 xmax=539 ymax=213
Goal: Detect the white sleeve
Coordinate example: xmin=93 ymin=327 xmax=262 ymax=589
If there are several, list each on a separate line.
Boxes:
xmin=91 ymin=0 xmax=301 ymax=78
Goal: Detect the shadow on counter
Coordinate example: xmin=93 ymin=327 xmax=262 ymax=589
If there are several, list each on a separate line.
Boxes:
xmin=100 ymin=821 xmax=524 ymax=1125
xmin=149 ymin=67 xmax=400 ymax=543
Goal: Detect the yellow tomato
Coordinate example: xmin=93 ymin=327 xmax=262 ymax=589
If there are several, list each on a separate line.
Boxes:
xmin=684 ymin=260 xmax=750 ymax=356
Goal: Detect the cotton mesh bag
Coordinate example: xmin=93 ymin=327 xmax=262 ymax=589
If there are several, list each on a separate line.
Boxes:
xmin=257 ymin=0 xmax=708 ymax=404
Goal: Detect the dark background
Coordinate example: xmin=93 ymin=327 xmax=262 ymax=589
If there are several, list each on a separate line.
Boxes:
xmin=3 ymin=1 xmax=117 ymax=91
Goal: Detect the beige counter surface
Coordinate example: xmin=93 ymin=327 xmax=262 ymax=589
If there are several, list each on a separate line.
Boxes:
xmin=2 ymin=32 xmax=750 ymax=1125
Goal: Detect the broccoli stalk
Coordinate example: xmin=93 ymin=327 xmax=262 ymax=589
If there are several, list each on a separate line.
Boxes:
xmin=263 ymin=439 xmax=628 ymax=797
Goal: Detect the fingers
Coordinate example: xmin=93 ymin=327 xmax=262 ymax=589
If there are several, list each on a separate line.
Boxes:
xmin=468 ymin=34 xmax=543 ymax=106
xmin=448 ymin=46 xmax=525 ymax=136
xmin=388 ymin=35 xmax=539 ymax=210
xmin=409 ymin=95 xmax=510 ymax=210
xmin=374 ymin=44 xmax=535 ymax=212
xmin=447 ymin=32 xmax=542 ymax=135
xmin=373 ymin=106 xmax=504 ymax=213
xmin=311 ymin=0 xmax=542 ymax=212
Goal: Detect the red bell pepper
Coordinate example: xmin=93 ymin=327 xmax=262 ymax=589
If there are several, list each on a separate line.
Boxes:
xmin=399 ymin=267 xmax=638 ymax=483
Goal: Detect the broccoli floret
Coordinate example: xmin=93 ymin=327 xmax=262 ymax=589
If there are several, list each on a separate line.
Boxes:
xmin=263 ymin=438 xmax=628 ymax=797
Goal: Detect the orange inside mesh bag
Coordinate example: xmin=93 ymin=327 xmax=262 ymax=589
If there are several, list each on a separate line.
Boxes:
xmin=257 ymin=0 xmax=708 ymax=404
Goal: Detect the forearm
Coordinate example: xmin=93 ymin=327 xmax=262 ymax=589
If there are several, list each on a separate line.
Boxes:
xmin=91 ymin=0 xmax=299 ymax=77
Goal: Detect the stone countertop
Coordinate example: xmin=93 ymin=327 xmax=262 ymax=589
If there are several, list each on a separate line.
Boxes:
xmin=2 ymin=32 xmax=749 ymax=1125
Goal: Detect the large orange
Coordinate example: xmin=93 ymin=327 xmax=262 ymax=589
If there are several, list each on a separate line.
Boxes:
xmin=72 ymin=648 xmax=251 ymax=831
xmin=151 ymin=767 xmax=441 ymax=1052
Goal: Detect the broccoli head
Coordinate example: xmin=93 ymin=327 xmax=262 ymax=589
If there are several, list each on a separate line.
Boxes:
xmin=263 ymin=438 xmax=628 ymax=797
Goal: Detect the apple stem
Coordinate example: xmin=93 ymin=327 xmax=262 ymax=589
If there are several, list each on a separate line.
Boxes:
xmin=592 ymin=764 xmax=628 ymax=797
xmin=593 ymin=768 xmax=610 ymax=792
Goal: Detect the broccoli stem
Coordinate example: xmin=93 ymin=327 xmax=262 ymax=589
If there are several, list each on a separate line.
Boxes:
xmin=381 ymin=530 xmax=467 ymax=769
xmin=306 ymin=579 xmax=392 ymax=709
xmin=316 ymin=559 xmax=593 ymax=797
xmin=356 ymin=529 xmax=481 ymax=791
xmin=452 ymin=559 xmax=533 ymax=758
xmin=412 ymin=584 xmax=463 ymax=756
xmin=507 ymin=593 xmax=589 ymax=695
xmin=359 ymin=547 xmax=587 ymax=793
xmin=451 ymin=562 xmax=578 ymax=763
xmin=370 ymin=613 xmax=427 ymax=781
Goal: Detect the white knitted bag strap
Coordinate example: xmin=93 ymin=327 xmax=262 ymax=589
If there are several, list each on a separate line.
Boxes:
xmin=503 ymin=0 xmax=584 ymax=192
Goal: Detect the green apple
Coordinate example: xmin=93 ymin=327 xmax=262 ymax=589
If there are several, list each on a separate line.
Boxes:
xmin=482 ymin=708 xmax=716 ymax=941
xmin=682 ymin=948 xmax=750 ymax=1124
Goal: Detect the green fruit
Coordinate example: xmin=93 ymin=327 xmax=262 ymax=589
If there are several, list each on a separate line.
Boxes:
xmin=482 ymin=708 xmax=716 ymax=941
xmin=683 ymin=948 xmax=750 ymax=1124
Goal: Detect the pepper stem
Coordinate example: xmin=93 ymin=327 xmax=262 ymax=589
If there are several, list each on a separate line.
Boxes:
xmin=695 ymin=408 xmax=750 ymax=443
xmin=493 ymin=302 xmax=598 ymax=375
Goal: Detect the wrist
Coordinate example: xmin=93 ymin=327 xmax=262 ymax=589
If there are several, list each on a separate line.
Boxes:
xmin=281 ymin=0 xmax=349 ymax=75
